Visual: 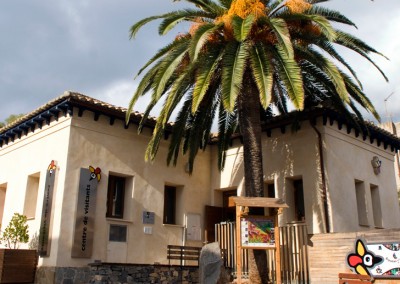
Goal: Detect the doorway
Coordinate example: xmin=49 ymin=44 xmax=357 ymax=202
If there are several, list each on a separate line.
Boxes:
xmin=204 ymin=189 xmax=237 ymax=243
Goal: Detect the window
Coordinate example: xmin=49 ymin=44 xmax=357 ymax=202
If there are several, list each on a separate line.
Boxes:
xmin=266 ymin=183 xmax=276 ymax=198
xmin=106 ymin=175 xmax=125 ymax=219
xmin=222 ymin=190 xmax=236 ymax=221
xmin=370 ymin=184 xmax=382 ymax=228
xmin=0 ymin=183 xmax=7 ymax=228
xmin=264 ymin=182 xmax=276 ymax=216
xmin=285 ymin=178 xmax=305 ymax=222
xmin=109 ymin=224 xmax=127 ymax=242
xmin=355 ymin=180 xmax=368 ymax=226
xmin=293 ymin=180 xmax=305 ymax=222
xmin=163 ymin=185 xmax=176 ymax=224
xmin=24 ymin=173 xmax=40 ymax=219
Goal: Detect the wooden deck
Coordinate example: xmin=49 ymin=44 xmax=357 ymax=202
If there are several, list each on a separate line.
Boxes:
xmin=309 ymin=229 xmax=400 ymax=284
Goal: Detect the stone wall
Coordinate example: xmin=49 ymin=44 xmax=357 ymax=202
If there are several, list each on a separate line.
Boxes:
xmin=36 ymin=264 xmax=199 ymax=284
xmin=90 ymin=263 xmax=199 ymax=284
xmin=36 ymin=266 xmax=92 ymax=284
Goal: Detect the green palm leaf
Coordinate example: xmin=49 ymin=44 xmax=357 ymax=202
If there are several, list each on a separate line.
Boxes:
xmin=192 ymin=49 xmax=222 ymax=113
xmin=159 ymin=9 xmax=215 ymax=35
xmin=189 ymin=23 xmax=221 ymax=61
xmin=232 ymin=14 xmax=255 ymax=42
xmin=152 ymin=43 xmax=189 ymax=102
xmin=222 ymin=41 xmax=249 ymax=112
xmin=250 ymin=44 xmax=273 ymax=109
xmin=273 ymin=45 xmax=304 ymax=110
xmin=130 ymin=15 xmax=166 ymax=39
xmin=268 ymin=17 xmax=294 ymax=58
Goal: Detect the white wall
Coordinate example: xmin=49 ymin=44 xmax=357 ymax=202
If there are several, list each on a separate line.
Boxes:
xmin=0 ymin=115 xmax=72 ymax=266
xmin=55 ymin=109 xmax=211 ymax=267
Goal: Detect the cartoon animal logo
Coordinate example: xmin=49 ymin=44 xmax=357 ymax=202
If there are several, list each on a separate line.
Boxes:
xmin=89 ymin=166 xmax=101 ymax=182
xmin=48 ymin=160 xmax=57 ymax=175
xmin=347 ymin=239 xmax=383 ymax=276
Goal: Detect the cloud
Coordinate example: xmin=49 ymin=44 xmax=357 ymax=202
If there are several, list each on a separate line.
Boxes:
xmin=0 ymin=0 xmax=399 ymax=125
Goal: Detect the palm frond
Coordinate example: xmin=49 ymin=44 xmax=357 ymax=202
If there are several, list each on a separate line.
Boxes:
xmin=250 ymin=43 xmax=273 ymax=109
xmin=221 ymin=41 xmax=249 ymax=112
xmin=192 ymin=48 xmax=222 ymax=113
xmin=306 ymin=47 xmax=349 ymax=103
xmin=232 ymin=14 xmax=255 ymax=42
xmin=217 ymin=102 xmax=238 ymax=170
xmin=335 ymin=31 xmax=388 ymax=81
xmin=189 ymin=22 xmax=221 ymax=61
xmin=268 ymin=17 xmax=294 ymax=58
xmin=313 ymin=40 xmax=362 ymax=88
xmin=152 ymin=42 xmax=190 ymax=102
xmin=341 ymin=72 xmax=380 ymax=120
xmin=136 ymin=36 xmax=190 ymax=78
xmin=306 ymin=6 xmax=357 ymax=28
xmin=159 ymin=9 xmax=216 ymax=35
xmin=218 ymin=0 xmax=233 ymax=9
xmin=273 ymin=45 xmax=304 ymax=110
xmin=130 ymin=15 xmax=166 ymax=39
xmin=126 ymin=63 xmax=160 ymax=121
xmin=167 ymin=97 xmax=193 ymax=166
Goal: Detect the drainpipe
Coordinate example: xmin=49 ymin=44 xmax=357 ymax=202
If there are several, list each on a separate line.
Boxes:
xmin=392 ymin=125 xmax=400 ymax=179
xmin=311 ymin=122 xmax=331 ymax=233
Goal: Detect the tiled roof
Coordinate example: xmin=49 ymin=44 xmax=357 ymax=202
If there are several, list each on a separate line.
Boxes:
xmin=0 ymin=91 xmax=154 ymax=133
xmin=1 ymin=91 xmax=400 ymax=151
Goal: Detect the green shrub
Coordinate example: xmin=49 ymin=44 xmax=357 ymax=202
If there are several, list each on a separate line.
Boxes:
xmin=1 ymin=213 xmax=29 ymax=249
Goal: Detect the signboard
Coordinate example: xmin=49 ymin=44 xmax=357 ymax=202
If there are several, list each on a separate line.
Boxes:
xmin=142 ymin=211 xmax=155 ymax=224
xmin=186 ymin=213 xmax=201 ymax=241
xmin=347 ymin=239 xmax=400 ymax=278
xmin=71 ymin=166 xmax=101 ymax=258
xmin=38 ymin=160 xmax=57 ymax=257
xmin=367 ymin=243 xmax=400 ymax=277
xmin=240 ymin=216 xmax=275 ymax=248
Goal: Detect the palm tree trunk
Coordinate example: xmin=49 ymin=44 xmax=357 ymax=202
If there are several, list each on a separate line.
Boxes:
xmin=237 ymin=71 xmax=269 ymax=284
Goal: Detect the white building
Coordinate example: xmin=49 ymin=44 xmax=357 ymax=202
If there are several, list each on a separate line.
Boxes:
xmin=0 ymin=92 xmax=399 ymax=283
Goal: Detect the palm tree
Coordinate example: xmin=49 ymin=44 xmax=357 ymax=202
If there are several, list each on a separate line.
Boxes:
xmin=127 ymin=0 xmax=386 ymax=282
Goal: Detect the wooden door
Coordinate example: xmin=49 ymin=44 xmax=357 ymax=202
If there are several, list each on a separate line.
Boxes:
xmin=204 ymin=205 xmax=223 ymax=243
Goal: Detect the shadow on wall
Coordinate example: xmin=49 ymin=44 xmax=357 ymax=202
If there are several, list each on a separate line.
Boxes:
xmin=229 ymin=147 xmax=244 ymax=194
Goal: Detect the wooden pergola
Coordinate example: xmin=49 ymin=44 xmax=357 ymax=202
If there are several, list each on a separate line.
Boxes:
xmin=231 ymin=197 xmax=288 ymax=284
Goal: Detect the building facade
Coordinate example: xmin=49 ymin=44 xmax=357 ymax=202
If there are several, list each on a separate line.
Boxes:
xmin=0 ymin=92 xmax=399 ymax=282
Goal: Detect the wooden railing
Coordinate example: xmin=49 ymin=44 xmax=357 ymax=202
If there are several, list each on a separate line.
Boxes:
xmin=216 ymin=221 xmax=309 ymax=283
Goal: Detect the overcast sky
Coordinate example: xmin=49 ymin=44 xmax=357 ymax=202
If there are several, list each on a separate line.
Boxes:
xmin=1 ymin=0 xmax=399 ymax=124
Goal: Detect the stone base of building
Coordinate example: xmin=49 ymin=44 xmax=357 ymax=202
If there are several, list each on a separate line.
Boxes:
xmin=36 ymin=266 xmax=91 ymax=284
xmin=36 ymin=263 xmax=199 ymax=284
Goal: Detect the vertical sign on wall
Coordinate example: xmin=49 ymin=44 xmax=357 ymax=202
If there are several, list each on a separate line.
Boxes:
xmin=71 ymin=166 xmax=101 ymax=258
xmin=38 ymin=160 xmax=57 ymax=257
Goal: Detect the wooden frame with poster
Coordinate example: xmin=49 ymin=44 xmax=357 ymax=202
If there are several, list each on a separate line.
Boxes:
xmin=231 ymin=197 xmax=288 ymax=284
xmin=240 ymin=215 xmax=276 ymax=249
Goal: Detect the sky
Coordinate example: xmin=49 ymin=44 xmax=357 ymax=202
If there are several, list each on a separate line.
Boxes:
xmin=1 ymin=0 xmax=399 ymax=124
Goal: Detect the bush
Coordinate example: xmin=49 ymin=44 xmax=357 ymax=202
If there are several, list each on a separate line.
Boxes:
xmin=1 ymin=213 xmax=29 ymax=249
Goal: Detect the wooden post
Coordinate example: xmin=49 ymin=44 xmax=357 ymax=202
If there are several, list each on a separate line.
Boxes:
xmin=231 ymin=197 xmax=288 ymax=284
xmin=236 ymin=205 xmax=242 ymax=284
xmin=275 ymin=213 xmax=282 ymax=284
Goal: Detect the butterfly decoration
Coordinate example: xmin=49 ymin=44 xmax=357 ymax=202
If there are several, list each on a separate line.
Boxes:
xmin=89 ymin=166 xmax=101 ymax=182
xmin=48 ymin=160 xmax=57 ymax=175
xmin=347 ymin=239 xmax=383 ymax=276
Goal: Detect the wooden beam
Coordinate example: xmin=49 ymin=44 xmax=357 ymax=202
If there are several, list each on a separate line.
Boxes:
xmin=231 ymin=197 xmax=288 ymax=208
xmin=236 ymin=205 xmax=242 ymax=284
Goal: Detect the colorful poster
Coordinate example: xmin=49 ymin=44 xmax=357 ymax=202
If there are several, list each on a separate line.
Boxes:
xmin=240 ymin=216 xmax=275 ymax=248
xmin=346 ymin=239 xmax=400 ymax=278
xmin=367 ymin=243 xmax=400 ymax=278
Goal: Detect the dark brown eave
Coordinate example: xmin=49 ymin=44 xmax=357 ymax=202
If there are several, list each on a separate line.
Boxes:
xmin=2 ymin=93 xmax=399 ymax=152
xmin=210 ymin=107 xmax=400 ymax=152
xmin=0 ymin=91 xmax=171 ymax=147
